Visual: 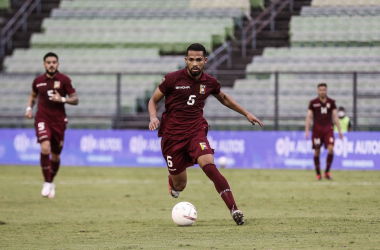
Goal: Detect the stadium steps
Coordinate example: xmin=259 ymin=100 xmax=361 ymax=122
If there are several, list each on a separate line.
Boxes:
xmin=0 ymin=0 xmax=60 ymax=71
xmin=205 ymin=0 xmax=312 ymax=87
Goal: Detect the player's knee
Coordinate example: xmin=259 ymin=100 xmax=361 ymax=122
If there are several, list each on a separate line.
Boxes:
xmin=314 ymin=149 xmax=321 ymax=157
xmin=40 ymin=146 xmax=50 ymax=155
xmin=173 ymin=183 xmax=186 ymax=192
xmin=51 ymin=154 xmax=60 ymax=162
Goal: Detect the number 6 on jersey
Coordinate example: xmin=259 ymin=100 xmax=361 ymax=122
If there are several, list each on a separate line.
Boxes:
xmin=166 ymin=156 xmax=173 ymax=167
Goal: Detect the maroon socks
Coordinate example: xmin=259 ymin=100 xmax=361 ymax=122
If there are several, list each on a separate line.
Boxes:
xmin=40 ymin=153 xmax=51 ymax=183
xmin=202 ymin=164 xmax=238 ymax=212
xmin=326 ymin=153 xmax=334 ymax=173
xmin=313 ymin=156 xmax=321 ymax=175
xmin=51 ymin=160 xmax=60 ymax=181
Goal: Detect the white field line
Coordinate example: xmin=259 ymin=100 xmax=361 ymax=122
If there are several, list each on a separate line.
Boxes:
xmin=16 ymin=180 xmax=380 ymax=186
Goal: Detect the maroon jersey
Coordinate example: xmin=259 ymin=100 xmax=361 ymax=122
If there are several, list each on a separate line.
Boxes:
xmin=308 ymin=97 xmax=337 ymax=130
xmin=32 ymin=71 xmax=75 ymax=124
xmin=158 ymin=68 xmax=221 ymax=139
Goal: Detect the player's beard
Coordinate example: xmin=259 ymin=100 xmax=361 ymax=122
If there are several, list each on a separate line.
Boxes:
xmin=46 ymin=68 xmax=57 ymax=76
xmin=188 ymin=66 xmax=202 ymax=77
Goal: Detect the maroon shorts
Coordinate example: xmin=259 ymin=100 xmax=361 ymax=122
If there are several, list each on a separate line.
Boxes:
xmin=312 ymin=126 xmax=334 ymax=149
xmin=35 ymin=118 xmax=66 ymax=154
xmin=161 ymin=129 xmax=214 ymax=175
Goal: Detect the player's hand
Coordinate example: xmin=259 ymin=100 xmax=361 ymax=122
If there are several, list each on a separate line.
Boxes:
xmin=149 ymin=117 xmax=160 ymax=130
xmin=25 ymin=109 xmax=33 ymax=119
xmin=339 ymin=131 xmax=343 ymax=139
xmin=246 ymin=113 xmax=263 ymax=127
xmin=50 ymin=90 xmax=63 ymax=102
xmin=305 ymin=131 xmax=309 ymax=139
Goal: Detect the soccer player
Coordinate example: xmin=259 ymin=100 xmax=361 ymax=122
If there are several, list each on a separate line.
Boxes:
xmin=148 ymin=43 xmax=263 ymax=225
xmin=25 ymin=52 xmax=78 ymax=198
xmin=305 ymin=83 xmax=343 ymax=181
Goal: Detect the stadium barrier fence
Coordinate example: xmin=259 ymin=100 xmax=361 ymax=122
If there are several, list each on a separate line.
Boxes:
xmin=0 ymin=128 xmax=379 ymax=170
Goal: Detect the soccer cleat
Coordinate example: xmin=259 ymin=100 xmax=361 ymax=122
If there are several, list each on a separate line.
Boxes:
xmin=41 ymin=182 xmax=52 ymax=197
xmin=48 ymin=183 xmax=55 ymax=199
xmin=231 ymin=210 xmax=245 ymax=225
xmin=316 ymin=174 xmax=322 ymax=181
xmin=324 ymin=172 xmax=333 ymax=180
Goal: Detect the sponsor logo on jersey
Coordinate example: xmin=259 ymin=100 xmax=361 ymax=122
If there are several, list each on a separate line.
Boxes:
xmin=199 ymin=142 xmax=208 ymax=150
xmin=168 ymin=168 xmax=177 ymax=171
xmin=54 ymin=81 xmax=61 ymax=89
xmin=326 ymin=103 xmax=330 ymax=108
xmin=313 ymin=103 xmax=321 ymax=107
xmin=176 ymin=86 xmax=190 ymax=89
xmin=36 ymin=83 xmax=47 ymax=87
xmin=321 ymin=107 xmax=327 ymax=114
xmin=200 ymin=85 xmax=206 ymax=94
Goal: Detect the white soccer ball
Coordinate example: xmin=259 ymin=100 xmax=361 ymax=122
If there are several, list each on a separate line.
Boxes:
xmin=172 ymin=202 xmax=197 ymax=226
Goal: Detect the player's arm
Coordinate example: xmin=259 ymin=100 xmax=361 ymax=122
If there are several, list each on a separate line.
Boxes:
xmin=50 ymin=90 xmax=79 ymax=105
xmin=332 ymin=109 xmax=343 ymax=139
xmin=305 ymin=109 xmax=313 ymax=139
xmin=25 ymin=91 xmax=38 ymax=119
xmin=213 ymin=90 xmax=263 ymax=127
xmin=148 ymin=87 xmax=165 ymax=130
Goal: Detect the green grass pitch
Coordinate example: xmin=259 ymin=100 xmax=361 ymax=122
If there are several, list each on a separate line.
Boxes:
xmin=0 ymin=166 xmax=379 ymax=249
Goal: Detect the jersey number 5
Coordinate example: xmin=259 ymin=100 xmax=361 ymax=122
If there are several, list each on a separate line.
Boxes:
xmin=187 ymin=95 xmax=196 ymax=105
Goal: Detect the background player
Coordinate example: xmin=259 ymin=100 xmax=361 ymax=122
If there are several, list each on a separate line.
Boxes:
xmin=148 ymin=43 xmax=263 ymax=225
xmin=25 ymin=52 xmax=78 ymax=198
xmin=305 ymin=83 xmax=343 ymax=181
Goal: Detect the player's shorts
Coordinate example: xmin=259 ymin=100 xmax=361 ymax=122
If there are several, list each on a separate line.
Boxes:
xmin=312 ymin=126 xmax=334 ymax=149
xmin=161 ymin=128 xmax=214 ymax=175
xmin=35 ymin=118 xmax=66 ymax=154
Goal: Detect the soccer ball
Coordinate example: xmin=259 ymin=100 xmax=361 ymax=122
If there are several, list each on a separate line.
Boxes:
xmin=171 ymin=202 xmax=197 ymax=226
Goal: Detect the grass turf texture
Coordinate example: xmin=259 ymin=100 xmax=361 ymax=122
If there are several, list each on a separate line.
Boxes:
xmin=0 ymin=166 xmax=379 ymax=250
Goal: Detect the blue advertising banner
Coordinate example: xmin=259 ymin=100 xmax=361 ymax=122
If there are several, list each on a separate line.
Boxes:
xmin=0 ymin=129 xmax=379 ymax=170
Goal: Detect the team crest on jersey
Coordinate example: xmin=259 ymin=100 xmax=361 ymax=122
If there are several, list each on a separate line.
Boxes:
xmin=200 ymin=85 xmax=206 ymax=94
xmin=199 ymin=142 xmax=208 ymax=150
xmin=326 ymin=103 xmax=330 ymax=108
xmin=54 ymin=81 xmax=61 ymax=89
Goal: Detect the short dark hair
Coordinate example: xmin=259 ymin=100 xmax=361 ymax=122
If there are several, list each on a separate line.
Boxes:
xmin=318 ymin=83 xmax=327 ymax=88
xmin=43 ymin=52 xmax=58 ymax=62
xmin=338 ymin=106 xmax=345 ymax=111
xmin=186 ymin=43 xmax=207 ymax=57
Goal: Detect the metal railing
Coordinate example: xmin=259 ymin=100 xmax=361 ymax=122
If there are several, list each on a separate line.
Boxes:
xmin=206 ymin=41 xmax=232 ymax=79
xmin=0 ymin=0 xmax=41 ymax=59
xmin=246 ymin=71 xmax=380 ymax=131
xmin=0 ymin=71 xmax=379 ymax=130
xmin=242 ymin=0 xmax=293 ymax=57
